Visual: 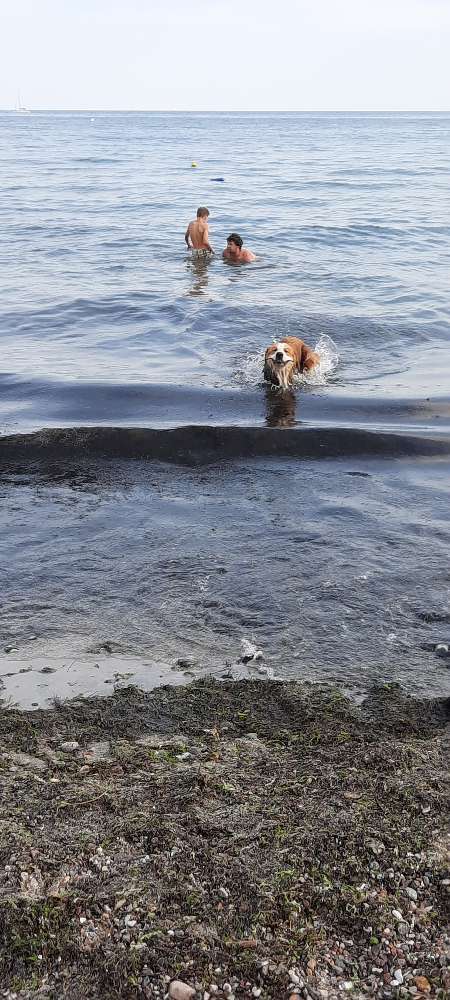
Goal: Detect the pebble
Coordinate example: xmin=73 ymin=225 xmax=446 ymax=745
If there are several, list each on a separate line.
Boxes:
xmin=169 ymin=982 xmax=196 ymax=1000
xmin=392 ymin=970 xmax=404 ymax=985
xmin=405 ymin=887 xmax=417 ymax=900
xmin=251 ymin=990 xmax=261 ymax=998
xmin=60 ymin=741 xmax=80 ymax=752
xmin=289 ymin=969 xmax=301 ymax=985
xmin=368 ymin=839 xmax=385 ymax=855
xmin=223 ymin=986 xmax=232 ymax=996
xmin=392 ymin=909 xmax=403 ymax=921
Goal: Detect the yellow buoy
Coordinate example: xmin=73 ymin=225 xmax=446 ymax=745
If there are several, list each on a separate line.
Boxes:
xmin=191 ymin=161 xmax=198 ymax=167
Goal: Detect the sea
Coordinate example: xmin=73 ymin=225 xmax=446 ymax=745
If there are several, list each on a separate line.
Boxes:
xmin=1 ymin=111 xmax=449 ymax=707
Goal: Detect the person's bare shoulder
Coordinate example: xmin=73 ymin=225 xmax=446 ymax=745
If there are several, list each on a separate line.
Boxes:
xmin=242 ymin=249 xmax=256 ymax=262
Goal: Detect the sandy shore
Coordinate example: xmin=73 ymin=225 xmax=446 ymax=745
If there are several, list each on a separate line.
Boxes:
xmin=0 ymin=679 xmax=448 ymax=999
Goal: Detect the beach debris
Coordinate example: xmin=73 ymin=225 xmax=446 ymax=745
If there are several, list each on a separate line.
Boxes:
xmin=414 ymin=976 xmax=431 ymax=992
xmin=191 ymin=161 xmax=198 ymax=168
xmin=4 ymin=646 xmax=18 ymax=653
xmin=210 ymin=177 xmax=225 ymax=182
xmin=240 ymin=639 xmax=263 ymax=663
xmin=169 ymin=981 xmax=196 ymax=1000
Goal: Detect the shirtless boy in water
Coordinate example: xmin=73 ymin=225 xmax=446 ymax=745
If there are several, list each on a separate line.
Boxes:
xmin=185 ymin=207 xmax=214 ymax=254
xmin=223 ymin=233 xmax=256 ymax=263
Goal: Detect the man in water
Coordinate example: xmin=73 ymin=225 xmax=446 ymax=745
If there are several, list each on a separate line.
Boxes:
xmin=223 ymin=233 xmax=256 ymax=263
xmin=185 ymin=207 xmax=214 ymax=254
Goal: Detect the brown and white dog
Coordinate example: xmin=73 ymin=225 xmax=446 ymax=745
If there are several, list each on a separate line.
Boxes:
xmin=264 ymin=336 xmax=320 ymax=389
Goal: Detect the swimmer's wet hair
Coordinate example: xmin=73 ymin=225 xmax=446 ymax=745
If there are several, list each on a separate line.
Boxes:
xmin=227 ymin=233 xmax=243 ymax=248
xmin=197 ymin=207 xmax=210 ymax=217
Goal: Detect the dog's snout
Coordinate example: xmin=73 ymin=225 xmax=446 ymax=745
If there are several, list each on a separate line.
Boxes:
xmin=275 ymin=351 xmax=284 ymax=362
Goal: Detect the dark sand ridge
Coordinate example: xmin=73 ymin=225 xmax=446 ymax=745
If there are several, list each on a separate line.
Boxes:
xmin=0 ymin=678 xmax=448 ymax=999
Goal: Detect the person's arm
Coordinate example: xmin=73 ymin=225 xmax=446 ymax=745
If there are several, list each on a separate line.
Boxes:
xmin=185 ymin=223 xmax=193 ymax=248
xmin=201 ymin=222 xmax=214 ymax=253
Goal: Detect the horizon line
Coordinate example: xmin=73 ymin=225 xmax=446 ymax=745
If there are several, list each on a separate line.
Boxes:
xmin=1 ymin=107 xmax=450 ymax=115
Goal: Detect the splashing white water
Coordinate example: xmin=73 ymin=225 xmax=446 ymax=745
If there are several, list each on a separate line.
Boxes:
xmin=238 ymin=333 xmax=339 ymax=387
xmin=296 ymin=333 xmax=339 ymax=386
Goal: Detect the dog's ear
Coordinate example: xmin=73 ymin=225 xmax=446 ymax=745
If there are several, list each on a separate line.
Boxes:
xmin=265 ymin=343 xmax=276 ymax=361
xmin=300 ymin=342 xmax=316 ymax=371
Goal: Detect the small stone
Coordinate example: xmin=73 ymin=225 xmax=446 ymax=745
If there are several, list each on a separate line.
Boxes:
xmin=406 ymin=887 xmax=417 ymax=901
xmin=223 ymin=986 xmax=232 ymax=996
xmin=413 ymin=977 xmax=431 ymax=993
xmin=176 ymin=657 xmax=198 ymax=669
xmin=392 ymin=970 xmax=404 ymax=985
xmin=392 ymin=909 xmax=403 ymax=921
xmin=209 ymin=988 xmax=218 ymax=995
xmin=289 ymin=969 xmax=301 ymax=985
xmin=368 ymin=839 xmax=385 ymax=855
xmin=342 ymin=985 xmax=354 ymax=993
xmin=252 ymin=990 xmax=261 ymax=998
xmin=60 ymin=741 xmax=80 ymax=752
xmin=169 ymin=982 xmax=196 ymax=1000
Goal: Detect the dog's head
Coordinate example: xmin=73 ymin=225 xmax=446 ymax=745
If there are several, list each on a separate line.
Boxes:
xmin=264 ymin=340 xmax=300 ymax=388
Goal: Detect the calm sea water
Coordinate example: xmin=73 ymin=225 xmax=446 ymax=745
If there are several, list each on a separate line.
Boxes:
xmin=0 ymin=112 xmax=449 ymax=704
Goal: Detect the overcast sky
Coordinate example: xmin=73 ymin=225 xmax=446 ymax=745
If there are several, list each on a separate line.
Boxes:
xmin=1 ymin=0 xmax=449 ymax=112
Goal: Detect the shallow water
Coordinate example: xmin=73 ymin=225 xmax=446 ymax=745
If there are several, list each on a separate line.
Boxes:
xmin=0 ymin=112 xmax=449 ymax=702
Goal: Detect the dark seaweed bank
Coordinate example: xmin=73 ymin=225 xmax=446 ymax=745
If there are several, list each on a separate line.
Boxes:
xmin=0 ymin=679 xmax=449 ymax=1000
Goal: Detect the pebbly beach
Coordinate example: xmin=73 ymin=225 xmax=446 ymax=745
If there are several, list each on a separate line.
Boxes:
xmin=0 ymin=677 xmax=448 ymax=1000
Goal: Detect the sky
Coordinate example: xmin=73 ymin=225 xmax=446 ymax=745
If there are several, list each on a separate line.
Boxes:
xmin=0 ymin=0 xmax=449 ymax=112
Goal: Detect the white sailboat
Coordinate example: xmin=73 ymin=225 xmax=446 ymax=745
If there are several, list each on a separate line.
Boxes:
xmin=15 ymin=91 xmax=30 ymax=114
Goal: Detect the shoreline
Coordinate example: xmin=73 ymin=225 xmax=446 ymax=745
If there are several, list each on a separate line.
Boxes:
xmin=0 ymin=678 xmax=448 ymax=999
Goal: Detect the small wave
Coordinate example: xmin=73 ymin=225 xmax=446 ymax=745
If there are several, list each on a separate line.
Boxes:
xmin=1 ymin=425 xmax=449 ymax=466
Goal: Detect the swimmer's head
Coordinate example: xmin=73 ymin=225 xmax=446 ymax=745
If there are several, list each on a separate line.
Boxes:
xmin=197 ymin=207 xmax=210 ymax=218
xmin=227 ymin=233 xmax=243 ymax=250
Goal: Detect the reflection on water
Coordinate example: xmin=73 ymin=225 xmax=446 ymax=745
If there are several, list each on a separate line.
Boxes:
xmin=265 ymin=386 xmax=298 ymax=427
xmin=186 ymin=254 xmax=211 ymax=296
